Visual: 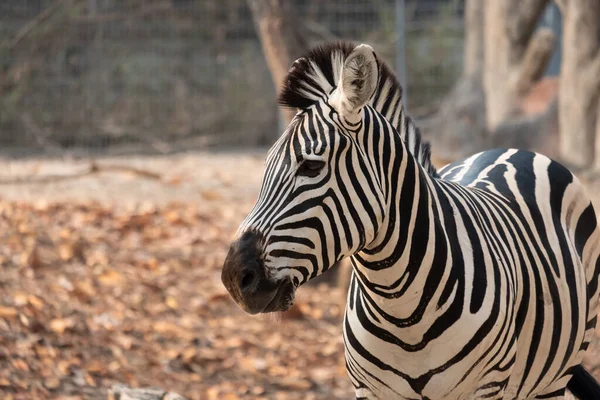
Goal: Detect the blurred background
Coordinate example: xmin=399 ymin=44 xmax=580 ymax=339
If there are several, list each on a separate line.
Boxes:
xmin=1 ymin=0 xmax=471 ymax=152
xmin=1 ymin=0 xmax=599 ymax=399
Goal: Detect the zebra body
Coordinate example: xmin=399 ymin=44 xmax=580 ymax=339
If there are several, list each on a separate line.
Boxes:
xmin=346 ymin=147 xmax=598 ymax=399
xmin=221 ymin=43 xmax=600 ymax=399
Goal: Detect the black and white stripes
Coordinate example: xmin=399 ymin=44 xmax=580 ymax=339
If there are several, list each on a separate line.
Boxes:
xmin=223 ymin=42 xmax=600 ymax=399
xmin=279 ymin=42 xmax=436 ymax=177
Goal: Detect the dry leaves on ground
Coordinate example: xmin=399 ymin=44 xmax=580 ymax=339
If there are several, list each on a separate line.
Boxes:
xmin=0 ymin=199 xmax=353 ymax=399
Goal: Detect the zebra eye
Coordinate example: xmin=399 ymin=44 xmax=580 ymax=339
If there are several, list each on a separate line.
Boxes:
xmin=297 ymin=160 xmax=325 ymax=178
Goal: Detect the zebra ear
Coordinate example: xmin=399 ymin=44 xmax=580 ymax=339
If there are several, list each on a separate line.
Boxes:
xmin=290 ymin=57 xmax=307 ymax=70
xmin=330 ymin=44 xmax=378 ymax=119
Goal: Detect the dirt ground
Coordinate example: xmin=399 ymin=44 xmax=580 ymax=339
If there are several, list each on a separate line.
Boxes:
xmin=0 ymin=150 xmax=599 ymax=399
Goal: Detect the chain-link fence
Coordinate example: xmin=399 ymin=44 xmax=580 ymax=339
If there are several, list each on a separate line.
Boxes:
xmin=0 ymin=0 xmax=465 ymax=155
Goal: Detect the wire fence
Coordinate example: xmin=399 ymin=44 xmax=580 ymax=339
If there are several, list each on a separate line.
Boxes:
xmin=0 ymin=0 xmax=465 ymax=156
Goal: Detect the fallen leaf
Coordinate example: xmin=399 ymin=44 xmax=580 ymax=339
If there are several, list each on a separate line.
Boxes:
xmin=114 ymin=334 xmax=134 ymax=350
xmin=28 ymin=295 xmax=45 ymax=310
xmin=163 ymin=210 xmax=184 ymax=224
xmin=49 ymin=318 xmax=75 ymax=334
xmin=277 ymin=376 xmax=313 ymax=390
xmin=165 ymin=296 xmax=178 ymax=309
xmin=58 ymin=243 xmax=75 ymax=261
xmin=12 ymin=359 xmax=29 ymax=371
xmin=152 ymin=321 xmax=195 ymax=341
xmin=0 ymin=306 xmax=17 ymax=318
xmin=98 ymin=269 xmax=124 ymax=286
xmin=20 ymin=246 xmax=42 ymax=269
xmin=180 ymin=347 xmax=196 ymax=362
xmin=44 ymin=377 xmax=61 ymax=389
xmin=200 ymin=189 xmax=222 ymax=201
xmin=13 ymin=292 xmax=28 ymax=306
xmin=251 ymin=386 xmax=265 ymax=395
xmin=84 ymin=372 xmax=96 ymax=387
xmin=206 ymin=386 xmax=220 ymax=400
xmin=208 ymin=292 xmax=230 ymax=303
xmin=86 ymin=360 xmax=107 ymax=373
xmin=73 ymin=280 xmax=96 ymax=301
xmin=281 ymin=303 xmax=305 ymax=320
xmin=165 ymin=175 xmax=184 ymax=186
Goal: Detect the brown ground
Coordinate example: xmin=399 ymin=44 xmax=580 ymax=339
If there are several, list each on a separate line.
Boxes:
xmin=0 ymin=151 xmax=598 ymax=399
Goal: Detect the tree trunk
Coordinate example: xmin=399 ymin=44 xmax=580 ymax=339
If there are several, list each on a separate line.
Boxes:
xmin=247 ymin=0 xmax=308 ymax=125
xmin=555 ymin=0 xmax=600 ymax=168
xmin=463 ymin=0 xmax=485 ymax=81
xmin=483 ymin=0 xmax=554 ymax=130
xmin=426 ymin=0 xmax=487 ymax=161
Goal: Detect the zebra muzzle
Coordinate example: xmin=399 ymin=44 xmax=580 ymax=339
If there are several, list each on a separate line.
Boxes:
xmin=221 ymin=230 xmax=295 ymax=314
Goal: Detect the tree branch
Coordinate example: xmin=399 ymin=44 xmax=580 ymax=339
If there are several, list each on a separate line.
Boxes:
xmin=514 ymin=28 xmax=555 ymax=96
xmin=559 ymin=0 xmax=600 ymax=167
xmin=555 ymin=0 xmax=568 ymax=11
xmin=0 ymin=162 xmax=162 ymax=185
xmin=587 ymin=53 xmax=600 ymax=94
xmin=506 ymin=0 xmax=551 ymax=59
xmin=464 ymin=0 xmax=485 ymax=80
xmin=4 ymin=0 xmax=69 ymax=50
xmin=247 ymin=0 xmax=307 ymax=92
xmin=247 ymin=0 xmax=308 ymax=125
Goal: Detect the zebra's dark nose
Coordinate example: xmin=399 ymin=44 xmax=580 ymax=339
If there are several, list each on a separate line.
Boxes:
xmin=221 ymin=230 xmax=280 ymax=314
xmin=240 ymin=268 xmax=259 ymax=292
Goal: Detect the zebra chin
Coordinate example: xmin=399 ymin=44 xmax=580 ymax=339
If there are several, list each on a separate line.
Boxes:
xmin=254 ymin=278 xmax=296 ymax=314
xmin=221 ymin=230 xmax=296 ymax=315
xmin=224 ymin=270 xmax=296 ymax=315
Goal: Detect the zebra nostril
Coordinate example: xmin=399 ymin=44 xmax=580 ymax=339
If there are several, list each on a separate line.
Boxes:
xmin=240 ymin=270 xmax=257 ymax=291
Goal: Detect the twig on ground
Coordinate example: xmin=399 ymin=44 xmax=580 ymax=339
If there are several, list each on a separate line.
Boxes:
xmin=0 ymin=162 xmax=162 ymax=184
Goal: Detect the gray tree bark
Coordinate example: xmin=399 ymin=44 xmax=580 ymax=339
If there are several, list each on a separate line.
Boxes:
xmin=555 ymin=0 xmax=600 ymax=168
xmin=464 ymin=0 xmax=485 ymax=81
xmin=483 ymin=0 xmax=554 ymax=130
xmin=247 ymin=0 xmax=308 ymax=125
xmin=425 ymin=0 xmax=487 ymax=161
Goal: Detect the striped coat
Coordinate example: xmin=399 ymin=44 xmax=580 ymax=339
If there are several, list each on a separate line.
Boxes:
xmin=221 ymin=42 xmax=600 ymax=399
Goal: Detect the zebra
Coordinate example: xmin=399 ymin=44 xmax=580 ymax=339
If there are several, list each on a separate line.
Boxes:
xmin=221 ymin=42 xmax=600 ymax=399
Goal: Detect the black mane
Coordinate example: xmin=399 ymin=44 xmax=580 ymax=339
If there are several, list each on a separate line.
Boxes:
xmin=279 ymin=42 xmax=357 ymax=110
xmin=277 ymin=42 xmax=436 ymax=176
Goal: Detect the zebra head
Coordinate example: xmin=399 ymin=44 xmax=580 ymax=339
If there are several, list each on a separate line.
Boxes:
xmin=222 ymin=43 xmax=392 ymax=314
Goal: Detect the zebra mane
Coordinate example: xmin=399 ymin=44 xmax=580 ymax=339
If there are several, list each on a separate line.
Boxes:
xmin=278 ymin=42 xmax=436 ymax=176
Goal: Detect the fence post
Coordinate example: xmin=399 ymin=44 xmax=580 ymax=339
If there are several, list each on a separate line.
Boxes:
xmin=395 ymin=0 xmax=408 ymax=107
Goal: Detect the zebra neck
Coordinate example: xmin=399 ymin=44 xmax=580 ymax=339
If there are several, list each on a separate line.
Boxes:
xmin=377 ymin=96 xmax=435 ymax=176
xmin=350 ymin=121 xmax=448 ymax=315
